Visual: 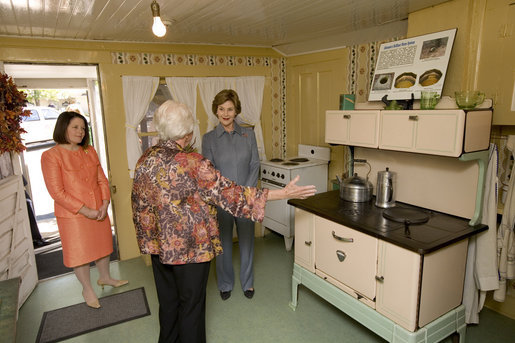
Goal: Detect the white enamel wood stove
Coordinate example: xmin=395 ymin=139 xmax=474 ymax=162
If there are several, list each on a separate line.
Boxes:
xmin=260 ymin=144 xmax=330 ymax=251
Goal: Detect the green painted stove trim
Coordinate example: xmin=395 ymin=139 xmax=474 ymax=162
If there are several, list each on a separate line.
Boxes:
xmin=290 ymin=263 xmax=466 ymax=343
xmin=459 ymin=150 xmax=489 ymax=226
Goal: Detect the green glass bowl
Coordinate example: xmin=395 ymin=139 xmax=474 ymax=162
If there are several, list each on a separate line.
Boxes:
xmin=455 ymin=91 xmax=485 ymax=110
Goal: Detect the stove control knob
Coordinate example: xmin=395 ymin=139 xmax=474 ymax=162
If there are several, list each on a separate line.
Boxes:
xmin=281 ymin=174 xmax=285 ymax=179
xmin=271 ymin=172 xmax=275 ymax=177
xmin=262 ymin=169 xmax=267 ymax=175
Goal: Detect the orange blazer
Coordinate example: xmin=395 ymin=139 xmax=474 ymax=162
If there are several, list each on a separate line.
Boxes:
xmin=41 ymin=145 xmax=110 ymax=218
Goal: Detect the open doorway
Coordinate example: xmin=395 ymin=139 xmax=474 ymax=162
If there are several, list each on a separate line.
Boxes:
xmin=4 ymin=63 xmax=117 ymax=279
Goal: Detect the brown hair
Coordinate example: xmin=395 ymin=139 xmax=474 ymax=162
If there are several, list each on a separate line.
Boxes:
xmin=211 ymin=89 xmax=241 ymax=117
xmin=53 ymin=111 xmax=90 ymax=147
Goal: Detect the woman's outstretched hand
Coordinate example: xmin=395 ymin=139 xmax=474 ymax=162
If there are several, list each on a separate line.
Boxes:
xmin=267 ymin=175 xmax=317 ymax=201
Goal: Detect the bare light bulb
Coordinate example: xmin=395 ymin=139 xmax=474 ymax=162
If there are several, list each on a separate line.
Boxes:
xmin=152 ymin=16 xmax=166 ymax=37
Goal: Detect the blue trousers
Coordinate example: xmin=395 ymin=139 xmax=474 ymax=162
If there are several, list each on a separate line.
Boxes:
xmin=216 ymin=208 xmax=255 ymax=292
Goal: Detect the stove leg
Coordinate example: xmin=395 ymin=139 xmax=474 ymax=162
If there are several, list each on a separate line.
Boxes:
xmin=284 ymin=236 xmax=293 ymax=251
xmin=289 ymin=264 xmax=301 ymax=311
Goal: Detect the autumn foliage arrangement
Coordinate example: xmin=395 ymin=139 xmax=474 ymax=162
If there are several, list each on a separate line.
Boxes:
xmin=0 ymin=72 xmax=30 ymax=153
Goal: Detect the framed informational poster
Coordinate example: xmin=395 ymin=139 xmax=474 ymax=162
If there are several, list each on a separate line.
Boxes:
xmin=368 ymin=28 xmax=457 ymax=101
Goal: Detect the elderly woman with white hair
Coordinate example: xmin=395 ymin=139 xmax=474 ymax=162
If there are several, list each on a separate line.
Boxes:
xmin=131 ymin=100 xmax=316 ymax=343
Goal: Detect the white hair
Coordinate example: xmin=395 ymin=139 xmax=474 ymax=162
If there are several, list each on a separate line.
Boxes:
xmin=153 ymin=100 xmax=195 ymax=141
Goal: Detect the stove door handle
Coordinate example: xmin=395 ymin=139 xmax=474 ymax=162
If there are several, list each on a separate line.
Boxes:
xmin=332 ymin=231 xmax=354 ymax=243
xmin=261 ymin=178 xmax=286 ymax=187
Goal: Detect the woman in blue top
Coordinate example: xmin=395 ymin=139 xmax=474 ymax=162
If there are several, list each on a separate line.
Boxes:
xmin=202 ymin=89 xmax=260 ymax=300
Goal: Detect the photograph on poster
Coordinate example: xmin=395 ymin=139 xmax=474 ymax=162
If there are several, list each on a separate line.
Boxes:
xmin=369 ymin=28 xmax=457 ymax=101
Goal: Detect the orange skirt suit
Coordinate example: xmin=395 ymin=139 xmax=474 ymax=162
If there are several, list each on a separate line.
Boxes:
xmin=41 ymin=145 xmax=113 ymax=268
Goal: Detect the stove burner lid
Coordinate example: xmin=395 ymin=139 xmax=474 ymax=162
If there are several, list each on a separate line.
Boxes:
xmin=282 ymin=162 xmax=299 ymax=166
xmin=289 ymin=157 xmax=309 ymax=163
xmin=383 ymin=208 xmax=430 ymax=225
xmin=269 ymin=158 xmax=283 ymax=162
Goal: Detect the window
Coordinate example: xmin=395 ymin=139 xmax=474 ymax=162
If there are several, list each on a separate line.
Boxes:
xmin=138 ymin=83 xmax=173 ymax=152
xmin=22 ymin=109 xmax=40 ymax=122
xmin=41 ymin=108 xmax=59 ymax=119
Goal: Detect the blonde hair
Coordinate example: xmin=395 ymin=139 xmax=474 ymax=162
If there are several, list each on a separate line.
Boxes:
xmin=153 ymin=100 xmax=195 ymax=141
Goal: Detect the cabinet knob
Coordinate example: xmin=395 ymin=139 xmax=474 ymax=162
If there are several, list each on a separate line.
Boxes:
xmin=304 ymin=241 xmax=312 ymax=246
xmin=332 ymin=231 xmax=354 ymax=242
xmin=408 ymin=115 xmax=418 ymax=121
xmin=336 ymin=250 xmax=347 ymax=262
xmin=375 ymin=275 xmax=384 ymax=282
xmin=343 ymin=114 xmax=351 ymax=119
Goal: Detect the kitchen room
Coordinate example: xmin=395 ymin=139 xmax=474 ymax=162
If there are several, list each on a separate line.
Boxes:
xmin=0 ymin=0 xmax=514 ymax=342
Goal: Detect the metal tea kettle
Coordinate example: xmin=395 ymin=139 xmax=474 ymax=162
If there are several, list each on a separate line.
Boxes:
xmin=375 ymin=167 xmax=396 ymax=208
xmin=338 ymin=159 xmax=373 ymax=202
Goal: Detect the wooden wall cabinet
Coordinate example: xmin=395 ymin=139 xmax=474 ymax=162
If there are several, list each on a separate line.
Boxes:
xmin=325 ymin=110 xmax=380 ymax=148
xmin=379 ymin=110 xmax=465 ymax=156
xmin=325 ymin=109 xmax=492 ymax=157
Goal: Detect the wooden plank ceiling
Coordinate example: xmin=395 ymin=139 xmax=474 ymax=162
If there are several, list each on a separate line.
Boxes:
xmin=0 ymin=0 xmax=449 ymax=55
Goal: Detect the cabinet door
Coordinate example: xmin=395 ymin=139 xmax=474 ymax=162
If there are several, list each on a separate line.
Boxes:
xmin=348 ymin=111 xmax=380 ymax=148
xmin=375 ymin=240 xmax=421 ymax=332
xmin=379 ymin=111 xmax=416 ymax=151
xmin=294 ymin=209 xmax=315 ymax=272
xmin=380 ymin=110 xmax=466 ymax=157
xmin=414 ymin=110 xmax=465 ymax=157
xmin=314 ymin=216 xmax=377 ymax=300
xmin=325 ymin=110 xmax=350 ymax=144
xmin=325 ymin=110 xmax=380 ymax=147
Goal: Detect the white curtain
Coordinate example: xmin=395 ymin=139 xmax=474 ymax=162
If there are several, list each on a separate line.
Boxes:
xmin=122 ymin=76 xmax=159 ymax=178
xmin=234 ymin=77 xmax=266 ymax=160
xmin=494 ymin=136 xmax=515 ymax=302
xmin=165 ymin=77 xmax=201 ymax=151
xmin=197 ymin=76 xmax=266 ymax=160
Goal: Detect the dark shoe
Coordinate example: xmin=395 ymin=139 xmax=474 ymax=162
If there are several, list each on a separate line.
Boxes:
xmin=220 ymin=291 xmax=231 ymax=300
xmin=244 ymin=289 xmax=254 ymax=299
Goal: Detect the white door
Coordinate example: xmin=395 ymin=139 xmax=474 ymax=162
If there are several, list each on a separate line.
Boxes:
xmin=0 ymin=153 xmax=38 ymax=307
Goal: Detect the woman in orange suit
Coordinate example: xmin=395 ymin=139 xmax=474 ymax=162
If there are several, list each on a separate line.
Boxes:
xmin=41 ymin=111 xmax=128 ymax=309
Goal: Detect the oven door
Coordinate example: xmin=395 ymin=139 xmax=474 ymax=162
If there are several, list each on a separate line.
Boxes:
xmin=261 ymin=179 xmax=293 ymax=237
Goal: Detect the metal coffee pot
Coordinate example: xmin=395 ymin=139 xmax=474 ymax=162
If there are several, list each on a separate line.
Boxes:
xmin=375 ymin=167 xmax=396 ymax=208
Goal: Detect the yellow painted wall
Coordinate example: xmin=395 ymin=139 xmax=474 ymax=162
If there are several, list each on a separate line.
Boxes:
xmin=0 ymin=37 xmax=281 ymax=260
xmin=408 ymin=0 xmax=515 ymax=124
xmin=410 ymin=0 xmax=515 ymax=319
xmin=287 ymin=49 xmax=350 ymax=188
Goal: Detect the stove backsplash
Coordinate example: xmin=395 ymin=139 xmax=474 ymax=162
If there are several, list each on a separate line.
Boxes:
xmin=353 ymin=147 xmax=478 ymax=219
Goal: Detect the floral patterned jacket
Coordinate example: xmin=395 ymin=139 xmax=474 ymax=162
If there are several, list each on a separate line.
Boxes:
xmin=131 ymin=140 xmax=269 ymax=265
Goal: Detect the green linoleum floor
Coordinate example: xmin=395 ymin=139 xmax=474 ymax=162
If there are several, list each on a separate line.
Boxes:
xmin=16 ymin=232 xmax=515 ymax=342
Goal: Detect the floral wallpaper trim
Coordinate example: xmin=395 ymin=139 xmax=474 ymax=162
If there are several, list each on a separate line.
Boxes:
xmin=112 ymin=52 xmax=286 ymax=159
xmin=347 ymin=37 xmax=403 ymax=103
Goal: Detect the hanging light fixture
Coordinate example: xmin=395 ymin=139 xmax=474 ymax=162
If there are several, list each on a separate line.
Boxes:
xmin=151 ymin=0 xmax=166 ymax=37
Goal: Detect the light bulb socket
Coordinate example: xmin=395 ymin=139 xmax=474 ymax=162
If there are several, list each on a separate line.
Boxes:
xmin=151 ymin=0 xmax=160 ymax=18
